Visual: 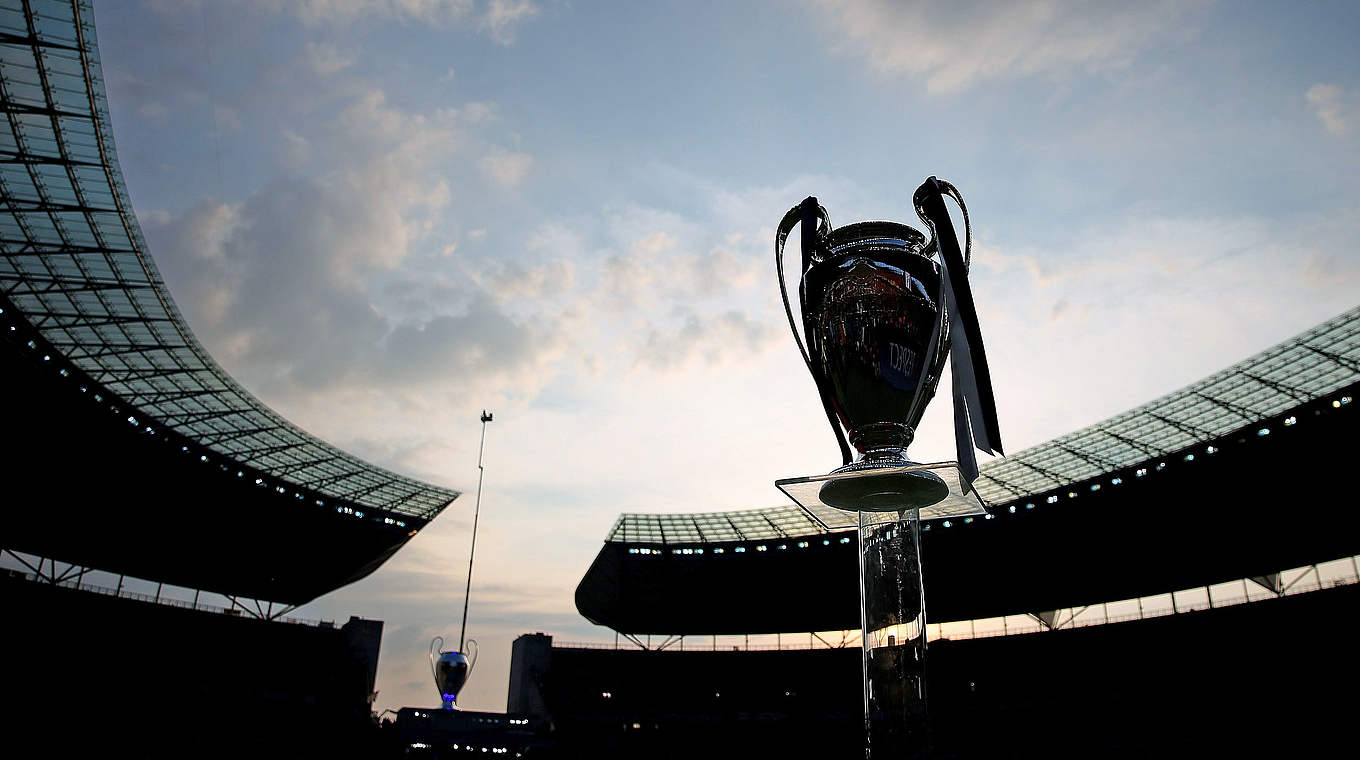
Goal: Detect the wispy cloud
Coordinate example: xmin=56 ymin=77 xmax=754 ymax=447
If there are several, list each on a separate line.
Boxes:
xmin=1307 ymin=83 xmax=1351 ymax=135
xmin=480 ymin=148 xmax=534 ymax=187
xmin=250 ymin=0 xmax=539 ymax=43
xmin=806 ymin=0 xmax=1210 ymax=92
xmin=253 ymin=0 xmax=475 ymax=27
xmin=479 ymin=0 xmax=540 ymax=44
xmin=303 ymin=41 xmax=357 ymax=76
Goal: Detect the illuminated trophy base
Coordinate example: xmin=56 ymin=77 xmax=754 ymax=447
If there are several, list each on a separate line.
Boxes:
xmin=779 ymin=462 xmax=985 ymax=759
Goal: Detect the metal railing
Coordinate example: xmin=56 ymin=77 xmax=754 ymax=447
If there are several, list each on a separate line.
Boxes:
xmin=3 ymin=568 xmax=328 ymax=627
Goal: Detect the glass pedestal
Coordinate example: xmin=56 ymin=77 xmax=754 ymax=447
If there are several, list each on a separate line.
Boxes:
xmin=859 ymin=509 xmax=927 ymax=759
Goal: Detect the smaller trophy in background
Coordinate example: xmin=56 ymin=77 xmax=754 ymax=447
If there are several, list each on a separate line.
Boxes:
xmin=429 ymin=636 xmax=478 ymax=710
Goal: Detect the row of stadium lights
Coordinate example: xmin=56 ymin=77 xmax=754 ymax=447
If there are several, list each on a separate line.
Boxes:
xmin=927 ymin=397 xmax=1350 ymax=530
xmin=9 ymin=315 xmax=416 ymax=536
xmin=623 ymin=392 xmax=1354 ymax=548
xmin=408 ymin=743 xmax=516 ymax=755
xmin=628 ymin=536 xmax=855 ymax=556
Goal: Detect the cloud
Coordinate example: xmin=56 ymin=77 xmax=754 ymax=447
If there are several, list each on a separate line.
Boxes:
xmin=252 ymin=0 xmax=474 ymax=26
xmin=248 ymin=0 xmax=539 ymax=42
xmin=279 ymin=128 xmax=311 ymax=168
xmin=137 ymin=102 xmax=169 ymax=122
xmin=479 ymin=148 xmax=534 ymax=187
xmin=1307 ymin=83 xmax=1351 ymax=135
xmin=635 ymin=310 xmax=778 ymax=371
xmin=474 ymin=259 xmax=577 ymax=303
xmin=479 ymin=0 xmax=540 ymax=44
xmin=142 ymin=84 xmax=565 ymax=408
xmin=806 ymin=0 xmax=1209 ymax=92
xmin=380 ymin=291 xmax=567 ymax=386
xmin=303 ymin=41 xmax=357 ymax=76
xmin=970 ymin=209 xmax=1360 ymax=445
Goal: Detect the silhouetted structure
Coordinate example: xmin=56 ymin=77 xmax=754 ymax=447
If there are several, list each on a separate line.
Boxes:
xmin=0 ymin=3 xmax=457 ymax=756
xmin=578 ymin=310 xmax=1360 ymax=634
xmin=552 ymin=309 xmax=1360 ymax=757
xmin=523 ymin=584 xmax=1359 ymax=758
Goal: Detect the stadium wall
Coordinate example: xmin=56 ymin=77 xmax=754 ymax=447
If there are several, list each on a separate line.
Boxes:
xmin=518 ymin=583 xmax=1360 ymax=758
xmin=0 ymin=571 xmax=384 ymax=757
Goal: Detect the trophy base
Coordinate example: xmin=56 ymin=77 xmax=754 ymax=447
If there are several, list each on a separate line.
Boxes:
xmin=819 ymin=465 xmax=948 ymax=511
xmin=776 ymin=461 xmax=987 ymax=524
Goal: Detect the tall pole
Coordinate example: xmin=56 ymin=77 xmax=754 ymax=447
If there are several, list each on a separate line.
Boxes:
xmin=460 ymin=410 xmax=492 ymax=652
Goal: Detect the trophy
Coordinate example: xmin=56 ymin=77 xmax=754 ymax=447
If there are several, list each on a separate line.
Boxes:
xmin=774 ymin=176 xmax=1002 ymax=512
xmin=774 ymin=177 xmax=1003 ymax=758
xmin=429 ymin=637 xmax=478 ymax=710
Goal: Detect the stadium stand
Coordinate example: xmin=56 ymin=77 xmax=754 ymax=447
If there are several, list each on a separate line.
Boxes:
xmin=0 ymin=3 xmax=456 ymax=755
xmin=577 ymin=308 xmax=1360 ymax=633
xmin=551 ymin=307 xmax=1360 ymax=757
xmin=0 ymin=0 xmax=455 ymax=612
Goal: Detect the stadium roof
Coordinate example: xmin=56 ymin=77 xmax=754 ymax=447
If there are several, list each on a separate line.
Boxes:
xmin=0 ymin=0 xmax=456 ymax=521
xmin=972 ymin=305 xmax=1360 ymax=506
xmin=606 ymin=504 xmax=830 ymax=544
xmin=580 ymin=374 xmax=1359 ymax=633
xmin=606 ymin=306 xmax=1360 ymax=542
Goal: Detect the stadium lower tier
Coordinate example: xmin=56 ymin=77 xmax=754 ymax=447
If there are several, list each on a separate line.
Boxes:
xmin=514 ymin=583 xmax=1359 ymax=758
xmin=0 ymin=572 xmax=384 ymax=758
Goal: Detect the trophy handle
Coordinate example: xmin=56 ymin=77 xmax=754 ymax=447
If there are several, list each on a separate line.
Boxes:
xmin=916 ymin=178 xmax=971 ymax=269
xmin=913 ymin=176 xmax=1004 ymax=485
xmin=429 ymin=635 xmax=444 ymax=687
xmin=774 ymin=198 xmax=828 ymax=369
xmin=776 ymin=198 xmax=854 ymax=466
xmin=936 ymin=178 xmax=971 ymax=269
xmin=465 ymin=639 xmax=479 ymax=679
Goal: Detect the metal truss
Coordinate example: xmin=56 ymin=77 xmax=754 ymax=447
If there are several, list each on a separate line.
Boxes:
xmin=2 ymin=548 xmax=299 ymax=621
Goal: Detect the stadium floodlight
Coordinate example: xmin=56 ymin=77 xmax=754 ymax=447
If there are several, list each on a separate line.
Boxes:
xmin=773 ymin=178 xmax=1005 ymax=758
xmin=429 ymin=410 xmax=493 ymax=710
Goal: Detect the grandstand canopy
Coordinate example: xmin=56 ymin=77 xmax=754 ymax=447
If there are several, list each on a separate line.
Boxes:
xmin=579 ymin=308 xmax=1360 ymax=634
xmin=0 ymin=0 xmax=457 ymax=605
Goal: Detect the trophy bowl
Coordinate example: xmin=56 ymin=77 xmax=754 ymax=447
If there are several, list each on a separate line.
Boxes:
xmin=775 ymin=178 xmax=1000 ymax=516
xmin=803 ymin=221 xmax=950 ymax=510
xmin=430 ymin=637 xmax=477 ymax=710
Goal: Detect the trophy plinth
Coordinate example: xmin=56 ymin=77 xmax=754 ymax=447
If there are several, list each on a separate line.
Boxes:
xmin=777 ymin=461 xmax=986 ymax=519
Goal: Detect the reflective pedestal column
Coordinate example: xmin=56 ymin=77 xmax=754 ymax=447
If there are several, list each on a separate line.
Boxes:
xmin=859 ymin=509 xmax=927 ymax=760
xmin=778 ymin=463 xmax=984 ymax=759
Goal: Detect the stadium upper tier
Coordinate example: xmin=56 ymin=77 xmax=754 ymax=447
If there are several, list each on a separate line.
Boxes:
xmin=0 ymin=2 xmax=455 ymax=519
xmin=607 ymin=306 xmax=1360 ymax=542
xmin=580 ymin=308 xmax=1360 ymax=633
xmin=0 ymin=0 xmax=456 ymax=604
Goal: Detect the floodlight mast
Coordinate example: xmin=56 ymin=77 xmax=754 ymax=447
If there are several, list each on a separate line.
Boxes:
xmin=459 ymin=410 xmax=493 ymax=652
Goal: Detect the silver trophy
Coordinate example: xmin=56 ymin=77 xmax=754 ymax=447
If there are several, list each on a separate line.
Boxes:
xmin=774 ymin=177 xmax=1001 ymax=512
xmin=429 ymin=636 xmax=478 ymax=710
xmin=774 ymin=177 xmax=1003 ymax=758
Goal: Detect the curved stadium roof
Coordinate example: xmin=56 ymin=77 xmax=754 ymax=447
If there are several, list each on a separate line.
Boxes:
xmin=607 ymin=306 xmax=1360 ymax=543
xmin=584 ymin=308 xmax=1359 ymax=633
xmin=0 ymin=0 xmax=456 ymax=521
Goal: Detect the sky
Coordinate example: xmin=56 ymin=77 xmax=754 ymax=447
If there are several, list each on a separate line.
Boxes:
xmin=82 ymin=0 xmax=1360 ymax=713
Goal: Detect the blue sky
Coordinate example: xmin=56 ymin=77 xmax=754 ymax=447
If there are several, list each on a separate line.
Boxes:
xmin=88 ymin=0 xmax=1359 ymax=712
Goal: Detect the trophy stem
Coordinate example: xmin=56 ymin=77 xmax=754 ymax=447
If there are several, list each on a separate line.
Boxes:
xmin=858 ymin=508 xmax=928 ymax=759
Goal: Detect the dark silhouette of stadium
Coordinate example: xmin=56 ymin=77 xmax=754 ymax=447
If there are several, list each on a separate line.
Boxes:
xmin=3 ymin=2 xmax=1357 ymax=758
xmin=1 ymin=2 xmax=458 ymax=755
xmin=533 ymin=313 xmax=1360 ymax=758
